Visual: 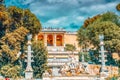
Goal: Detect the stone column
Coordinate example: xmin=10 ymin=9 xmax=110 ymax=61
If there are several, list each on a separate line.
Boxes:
xmin=54 ymin=34 xmax=56 ymax=47
xmin=63 ymin=34 xmax=65 ymax=47
xmin=81 ymin=49 xmax=85 ymax=63
xmin=44 ymin=34 xmax=47 ymax=47
xmin=99 ymin=35 xmax=107 ymax=78
xmin=25 ymin=34 xmax=34 ymax=79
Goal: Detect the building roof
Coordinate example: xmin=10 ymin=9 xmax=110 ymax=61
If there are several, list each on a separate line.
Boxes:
xmin=41 ymin=27 xmax=77 ymax=35
xmin=42 ymin=27 xmax=66 ymax=32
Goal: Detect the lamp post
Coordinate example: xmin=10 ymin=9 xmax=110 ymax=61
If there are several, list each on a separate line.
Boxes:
xmin=25 ymin=34 xmax=34 ymax=79
xmin=99 ymin=35 xmax=107 ymax=78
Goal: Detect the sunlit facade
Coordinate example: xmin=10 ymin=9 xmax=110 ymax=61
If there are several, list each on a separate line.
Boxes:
xmin=35 ymin=28 xmax=79 ymax=75
xmin=35 ymin=28 xmax=119 ymax=79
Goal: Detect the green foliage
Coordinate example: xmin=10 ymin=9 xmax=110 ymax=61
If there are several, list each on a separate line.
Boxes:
xmin=99 ymin=12 xmax=120 ymax=26
xmin=0 ymin=5 xmax=41 ymax=38
xmin=79 ymin=52 xmax=90 ymax=62
xmin=77 ymin=27 xmax=90 ymax=49
xmin=0 ymin=8 xmax=10 ymax=38
xmin=87 ymin=21 xmax=120 ymax=50
xmin=64 ymin=44 xmax=76 ymax=52
xmin=0 ymin=4 xmax=42 ymax=78
xmin=89 ymin=49 xmax=100 ymax=64
xmin=77 ymin=12 xmax=120 ymax=65
xmin=83 ymin=15 xmax=101 ymax=27
xmin=7 ymin=6 xmax=23 ymax=29
xmin=7 ymin=6 xmax=41 ymax=34
xmin=83 ymin=12 xmax=120 ymax=28
xmin=116 ymin=3 xmax=120 ymax=11
xmin=32 ymin=41 xmax=48 ymax=78
xmin=0 ymin=27 xmax=29 ymax=63
xmin=78 ymin=12 xmax=120 ymax=52
xmin=23 ymin=9 xmax=41 ymax=34
xmin=0 ymin=64 xmax=22 ymax=79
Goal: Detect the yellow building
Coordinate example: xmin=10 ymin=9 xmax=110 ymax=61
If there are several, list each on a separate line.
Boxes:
xmin=36 ymin=27 xmax=79 ymax=75
xmin=36 ymin=28 xmax=119 ymax=77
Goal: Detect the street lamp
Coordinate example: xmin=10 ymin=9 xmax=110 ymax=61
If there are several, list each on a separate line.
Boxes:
xmin=99 ymin=35 xmax=107 ymax=78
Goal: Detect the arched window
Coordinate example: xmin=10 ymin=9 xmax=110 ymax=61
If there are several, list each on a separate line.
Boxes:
xmin=47 ymin=34 xmax=53 ymax=46
xmin=56 ymin=35 xmax=63 ymax=46
xmin=38 ymin=34 xmax=44 ymax=41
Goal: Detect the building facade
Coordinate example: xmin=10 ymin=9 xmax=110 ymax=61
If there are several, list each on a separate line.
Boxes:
xmin=35 ymin=28 xmax=79 ymax=75
xmin=35 ymin=28 xmax=119 ymax=79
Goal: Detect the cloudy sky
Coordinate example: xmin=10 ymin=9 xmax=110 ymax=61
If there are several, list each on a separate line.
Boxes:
xmin=5 ymin=0 xmax=120 ymax=31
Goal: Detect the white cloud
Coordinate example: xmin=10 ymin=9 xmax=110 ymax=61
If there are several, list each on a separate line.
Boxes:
xmin=47 ymin=0 xmax=64 ymax=3
xmin=43 ymin=15 xmax=85 ymax=30
xmin=46 ymin=19 xmax=60 ymax=25
xmin=43 ymin=17 xmax=67 ymax=27
xmin=22 ymin=0 xmax=34 ymax=5
xmin=5 ymin=0 xmax=120 ymax=31
xmin=79 ymin=2 xmax=118 ymax=16
xmin=76 ymin=16 xmax=85 ymax=21
xmin=27 ymin=0 xmax=120 ymax=31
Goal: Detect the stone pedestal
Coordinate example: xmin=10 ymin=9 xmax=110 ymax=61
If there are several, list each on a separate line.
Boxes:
xmin=100 ymin=73 xmax=106 ymax=80
xmin=52 ymin=67 xmax=59 ymax=76
xmin=25 ymin=71 xmax=33 ymax=79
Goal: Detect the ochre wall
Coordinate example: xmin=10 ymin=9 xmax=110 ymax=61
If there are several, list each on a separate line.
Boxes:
xmin=36 ymin=32 xmax=80 ymax=51
xmin=64 ymin=33 xmax=79 ymax=51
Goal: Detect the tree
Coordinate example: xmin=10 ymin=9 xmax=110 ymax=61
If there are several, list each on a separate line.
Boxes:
xmin=77 ymin=26 xmax=91 ymax=49
xmin=86 ymin=21 xmax=120 ymax=51
xmin=0 ymin=6 xmax=10 ymax=38
xmin=7 ymin=6 xmax=41 ymax=34
xmin=77 ymin=12 xmax=120 ymax=65
xmin=0 ymin=5 xmax=41 ymax=63
xmin=32 ymin=41 xmax=48 ymax=78
xmin=86 ymin=21 xmax=120 ymax=65
xmin=100 ymin=12 xmax=120 ymax=26
xmin=78 ymin=12 xmax=120 ymax=52
xmin=0 ymin=4 xmax=42 ymax=78
xmin=0 ymin=27 xmax=29 ymax=68
xmin=0 ymin=64 xmax=22 ymax=79
xmin=78 ymin=12 xmax=120 ymax=50
xmin=22 ymin=9 xmax=41 ymax=34
xmin=83 ymin=15 xmax=101 ymax=27
xmin=116 ymin=3 xmax=120 ymax=11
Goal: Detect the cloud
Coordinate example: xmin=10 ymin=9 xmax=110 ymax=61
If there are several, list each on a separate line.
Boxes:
xmin=43 ymin=17 xmax=67 ymax=27
xmin=76 ymin=16 xmax=85 ymax=21
xmin=43 ymin=15 xmax=85 ymax=31
xmin=5 ymin=0 xmax=120 ymax=31
xmin=78 ymin=1 xmax=119 ymax=16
